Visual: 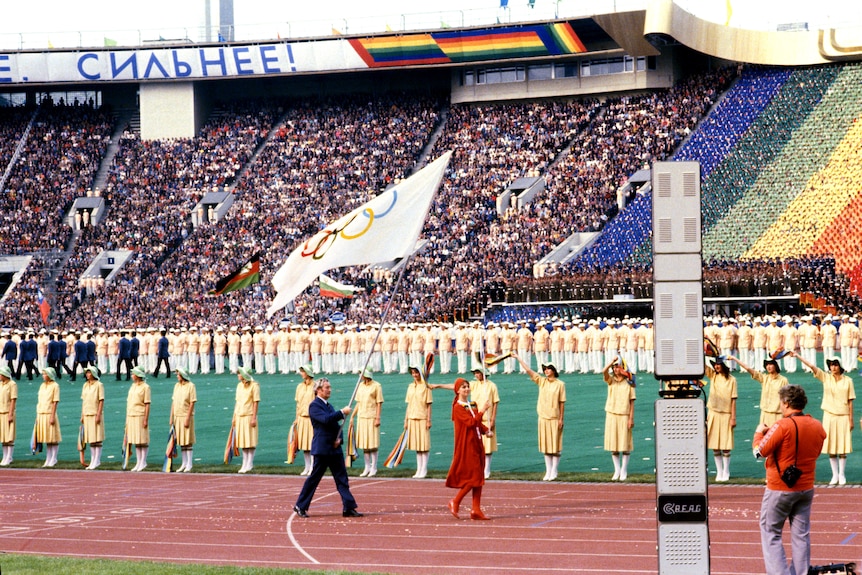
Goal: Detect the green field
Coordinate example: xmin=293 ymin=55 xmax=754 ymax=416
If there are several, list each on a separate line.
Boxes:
xmin=7 ymin=357 xmax=857 ymax=483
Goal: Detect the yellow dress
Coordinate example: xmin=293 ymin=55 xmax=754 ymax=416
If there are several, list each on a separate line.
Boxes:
xmin=36 ymin=380 xmax=61 ymax=444
xmin=171 ymin=381 xmax=197 ymax=446
xmin=405 ymin=382 xmax=432 ymax=451
xmin=0 ymin=378 xmax=18 ymax=444
xmin=531 ymin=373 xmax=566 ymax=454
xmin=125 ymin=382 xmax=151 ymax=445
xmin=234 ymin=380 xmax=260 ymax=449
xmin=814 ymin=367 xmax=856 ymax=454
xmin=355 ymin=380 xmax=383 ymax=450
xmin=81 ymin=380 xmax=105 ymax=443
xmin=603 ymin=370 xmax=636 ymax=452
xmin=294 ymin=381 xmax=315 ymax=451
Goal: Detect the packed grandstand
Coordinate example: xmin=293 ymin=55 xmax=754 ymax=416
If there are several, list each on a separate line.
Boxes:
xmin=2 ymin=57 xmax=862 ymax=334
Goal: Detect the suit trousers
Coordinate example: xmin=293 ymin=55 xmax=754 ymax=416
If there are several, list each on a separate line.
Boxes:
xmin=294 ymin=452 xmax=357 ymax=513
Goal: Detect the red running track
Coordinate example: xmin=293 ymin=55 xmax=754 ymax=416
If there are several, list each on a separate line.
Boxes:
xmin=0 ymin=469 xmax=859 ymax=574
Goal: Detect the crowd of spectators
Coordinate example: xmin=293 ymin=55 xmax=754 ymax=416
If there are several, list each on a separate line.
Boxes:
xmin=0 ymin=102 xmax=113 ymax=254
xmin=5 ymin=63 xmax=862 ymax=330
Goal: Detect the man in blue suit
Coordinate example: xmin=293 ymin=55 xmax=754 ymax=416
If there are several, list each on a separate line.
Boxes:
xmin=293 ymin=378 xmax=363 ymax=518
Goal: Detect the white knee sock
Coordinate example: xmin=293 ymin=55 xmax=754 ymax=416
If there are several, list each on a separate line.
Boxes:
xmin=620 ymin=453 xmax=630 ymax=481
xmin=829 ymin=457 xmax=839 ymax=484
xmin=838 ymin=457 xmax=846 ymax=484
xmin=721 ymin=455 xmax=730 ymax=481
xmin=185 ymin=449 xmax=193 ymax=471
xmin=370 ymin=451 xmax=378 ymax=475
xmin=543 ymin=454 xmax=552 ymax=480
xmin=612 ymin=453 xmax=621 ymax=480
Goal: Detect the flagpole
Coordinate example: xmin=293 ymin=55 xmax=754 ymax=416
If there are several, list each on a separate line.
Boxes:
xmin=347 ymin=254 xmax=414 ymax=407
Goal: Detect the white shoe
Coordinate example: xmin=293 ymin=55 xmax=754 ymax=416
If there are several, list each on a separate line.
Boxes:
xmin=183 ymin=465 xmax=192 ymax=473
xmin=611 ymin=470 xmax=620 ymax=481
xmin=839 ymin=475 xmax=846 ymax=486
xmin=368 ymin=469 xmax=377 ymax=477
xmin=176 ymin=464 xmax=186 ymax=473
xmin=542 ymin=472 xmax=550 ymax=481
xmin=238 ymin=467 xmax=248 ymax=474
xmin=359 ymin=469 xmax=369 ymax=477
xmin=137 ymin=462 xmax=147 ymax=472
xmin=0 ymin=459 xmax=11 ymax=467
xmin=830 ymin=475 xmax=839 ymax=485
xmin=619 ymin=470 xmax=627 ymax=481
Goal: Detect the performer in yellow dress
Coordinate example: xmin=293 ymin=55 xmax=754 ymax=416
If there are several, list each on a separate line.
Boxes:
xmin=294 ymin=364 xmax=316 ymax=475
xmin=127 ymin=367 xmax=151 ymax=471
xmin=404 ymin=365 xmax=433 ymax=478
xmin=36 ymin=367 xmax=62 ymax=468
xmin=171 ymin=368 xmax=197 ymax=472
xmin=794 ymin=352 xmax=855 ymax=485
xmin=354 ymin=368 xmax=384 ymax=477
xmin=514 ymin=354 xmax=566 ymax=481
xmin=704 ymin=356 xmax=737 ymax=481
xmin=0 ymin=365 xmax=17 ymax=466
xmin=469 ymin=368 xmax=499 ymax=478
xmin=603 ymin=358 xmax=636 ymax=481
xmin=234 ymin=366 xmax=260 ymax=473
xmin=730 ymin=354 xmax=787 ymax=426
xmin=80 ymin=367 xmax=105 ymax=469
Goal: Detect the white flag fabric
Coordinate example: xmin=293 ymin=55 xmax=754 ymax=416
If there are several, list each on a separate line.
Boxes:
xmin=267 ymin=151 xmax=451 ymax=317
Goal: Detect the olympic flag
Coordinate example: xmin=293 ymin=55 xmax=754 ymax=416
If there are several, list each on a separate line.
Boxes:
xmin=267 ymin=151 xmax=451 ymax=317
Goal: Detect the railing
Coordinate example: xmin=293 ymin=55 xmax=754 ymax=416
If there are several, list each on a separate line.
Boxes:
xmin=0 ymin=0 xmax=644 ymax=50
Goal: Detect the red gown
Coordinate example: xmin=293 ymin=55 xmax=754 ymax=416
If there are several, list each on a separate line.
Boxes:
xmin=445 ymin=400 xmax=488 ymax=489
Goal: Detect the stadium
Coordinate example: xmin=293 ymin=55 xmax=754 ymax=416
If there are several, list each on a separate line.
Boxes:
xmin=1 ymin=0 xmax=862 ymax=574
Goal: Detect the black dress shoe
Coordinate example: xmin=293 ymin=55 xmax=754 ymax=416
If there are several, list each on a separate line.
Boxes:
xmin=293 ymin=506 xmax=309 ymax=518
xmin=342 ymin=509 xmax=363 ymax=518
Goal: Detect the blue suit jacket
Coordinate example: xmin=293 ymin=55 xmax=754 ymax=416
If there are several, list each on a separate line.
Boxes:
xmin=308 ymin=397 xmax=345 ymax=457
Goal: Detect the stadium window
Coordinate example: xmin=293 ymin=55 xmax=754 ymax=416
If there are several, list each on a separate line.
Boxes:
xmin=529 ymin=65 xmax=552 ymax=81
xmin=553 ymin=63 xmax=578 ymax=78
xmin=477 ymin=70 xmax=486 ymax=84
xmin=581 ymin=61 xmax=591 ymax=77
xmin=463 ymin=70 xmax=475 ymax=86
xmin=499 ymin=67 xmax=522 ymax=83
xmin=485 ymin=69 xmax=502 ymax=84
xmin=625 ymin=56 xmax=634 ymax=72
xmin=607 ymin=57 xmax=624 ymax=74
xmin=637 ymin=57 xmax=646 ymax=71
xmin=647 ymin=56 xmax=657 ymax=70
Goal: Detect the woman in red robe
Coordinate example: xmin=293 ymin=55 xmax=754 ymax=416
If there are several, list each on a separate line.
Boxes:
xmin=446 ymin=378 xmax=492 ymax=520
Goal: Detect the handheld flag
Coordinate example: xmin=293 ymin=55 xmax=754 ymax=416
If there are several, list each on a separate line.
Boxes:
xmin=319 ymin=274 xmax=360 ymax=299
xmin=423 ymin=353 xmax=435 ymax=383
xmin=224 ymin=425 xmax=238 ymax=464
xmin=286 ymin=421 xmax=298 ymax=464
xmin=267 ymin=151 xmax=451 ymax=317
xmin=384 ymin=428 xmax=409 ymax=468
xmin=208 ymin=252 xmax=261 ymax=296
xmin=703 ymin=337 xmax=720 ymax=357
xmin=345 ymin=417 xmax=358 ymax=468
xmin=484 ymin=352 xmax=510 ymax=367
xmin=30 ymin=422 xmax=42 ymax=455
xmin=121 ymin=427 xmax=131 ymax=470
xmin=37 ymin=289 xmax=50 ymax=325
xmin=769 ymin=348 xmax=790 ymax=360
xmin=163 ymin=425 xmax=177 ymax=472
xmin=78 ymin=424 xmax=87 ymax=467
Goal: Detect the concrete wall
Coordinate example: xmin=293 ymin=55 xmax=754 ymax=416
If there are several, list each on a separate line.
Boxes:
xmin=450 ymin=54 xmax=676 ymax=104
xmin=139 ymin=82 xmax=198 ymax=140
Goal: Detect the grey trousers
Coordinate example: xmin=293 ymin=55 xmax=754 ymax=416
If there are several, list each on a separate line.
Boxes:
xmin=760 ymin=487 xmax=814 ymax=575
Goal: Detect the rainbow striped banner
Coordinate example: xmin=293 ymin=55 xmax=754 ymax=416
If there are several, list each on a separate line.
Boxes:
xmin=286 ymin=421 xmax=298 ymax=464
xmin=224 ymin=425 xmax=238 ymax=465
xmin=384 ymin=428 xmax=409 ymax=468
xmin=350 ymin=22 xmax=587 ymax=68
